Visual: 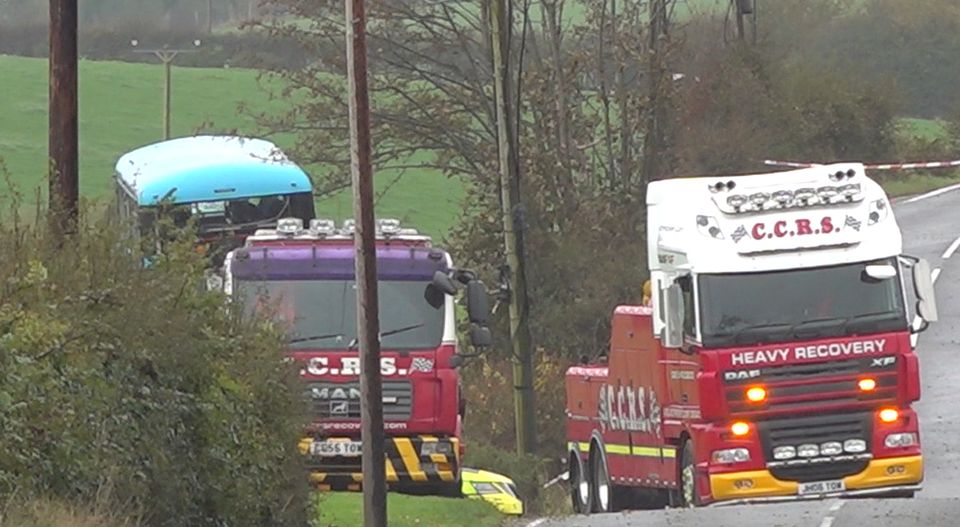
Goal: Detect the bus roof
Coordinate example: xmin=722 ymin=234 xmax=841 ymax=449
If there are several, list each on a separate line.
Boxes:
xmin=114 ymin=135 xmax=312 ymax=206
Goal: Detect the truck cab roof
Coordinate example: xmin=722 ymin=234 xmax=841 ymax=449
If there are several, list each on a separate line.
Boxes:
xmin=647 ymin=163 xmax=900 ymax=274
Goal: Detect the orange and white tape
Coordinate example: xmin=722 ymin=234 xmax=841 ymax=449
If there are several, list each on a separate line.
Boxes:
xmin=764 ymin=159 xmax=960 ymax=171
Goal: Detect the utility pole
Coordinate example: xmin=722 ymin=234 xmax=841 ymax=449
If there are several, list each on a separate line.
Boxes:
xmin=131 ymin=39 xmax=201 ymax=140
xmin=49 ymin=0 xmax=79 ymax=236
xmin=734 ymin=0 xmax=755 ymax=42
xmin=489 ymin=0 xmax=537 ymax=455
xmin=345 ymin=0 xmax=387 ymax=525
xmin=641 ymin=0 xmax=670 ymax=186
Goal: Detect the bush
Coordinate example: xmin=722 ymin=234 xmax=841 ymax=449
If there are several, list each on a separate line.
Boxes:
xmin=0 ymin=499 xmax=137 ymax=527
xmin=0 ymin=204 xmax=310 ymax=526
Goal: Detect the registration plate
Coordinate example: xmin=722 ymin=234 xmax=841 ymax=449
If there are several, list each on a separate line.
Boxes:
xmin=310 ymin=440 xmax=362 ymax=457
xmin=798 ymin=479 xmax=845 ymax=496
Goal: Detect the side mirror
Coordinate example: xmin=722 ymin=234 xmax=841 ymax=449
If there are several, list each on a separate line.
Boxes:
xmin=912 ymin=258 xmax=938 ymax=323
xmin=469 ymin=326 xmax=493 ymax=349
xmin=662 ymin=283 xmax=684 ymax=348
xmin=432 ymin=270 xmax=458 ymax=296
xmin=466 ymin=279 xmax=490 ymax=325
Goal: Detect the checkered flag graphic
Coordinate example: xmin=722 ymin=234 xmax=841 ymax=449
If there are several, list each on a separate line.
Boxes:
xmin=410 ymin=358 xmax=434 ymax=373
xmin=845 ymin=215 xmax=862 ymax=232
xmin=731 ymin=225 xmax=748 ymax=243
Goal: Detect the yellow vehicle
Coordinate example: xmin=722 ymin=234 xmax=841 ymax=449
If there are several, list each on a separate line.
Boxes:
xmin=460 ymin=467 xmax=524 ymax=516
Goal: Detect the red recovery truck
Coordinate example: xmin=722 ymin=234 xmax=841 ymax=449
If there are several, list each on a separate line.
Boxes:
xmin=223 ymin=217 xmax=491 ymax=495
xmin=565 ymin=163 xmax=939 ymax=512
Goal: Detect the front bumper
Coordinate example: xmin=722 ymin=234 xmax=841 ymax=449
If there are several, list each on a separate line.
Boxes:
xmin=709 ymin=455 xmax=922 ymax=505
xmin=299 ymin=436 xmax=460 ymax=491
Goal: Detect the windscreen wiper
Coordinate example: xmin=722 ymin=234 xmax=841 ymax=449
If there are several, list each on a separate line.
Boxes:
xmin=289 ymin=332 xmax=346 ymax=345
xmin=346 ymin=323 xmax=425 ymax=350
xmin=840 ymin=312 xmax=902 ymax=334
xmin=714 ymin=323 xmax=794 ymax=345
xmin=380 ymin=323 xmax=425 ymax=339
xmin=792 ymin=317 xmax=846 ymax=339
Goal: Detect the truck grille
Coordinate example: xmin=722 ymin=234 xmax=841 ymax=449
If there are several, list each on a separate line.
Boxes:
xmin=724 ymin=356 xmax=898 ymax=414
xmin=758 ymin=412 xmax=872 ymax=482
xmin=305 ymin=380 xmax=413 ymax=420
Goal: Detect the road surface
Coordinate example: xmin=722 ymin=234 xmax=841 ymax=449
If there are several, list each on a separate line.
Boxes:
xmin=531 ymin=185 xmax=960 ymax=527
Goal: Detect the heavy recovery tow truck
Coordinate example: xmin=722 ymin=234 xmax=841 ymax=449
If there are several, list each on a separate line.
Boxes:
xmin=565 ymin=163 xmax=939 ymax=512
xmin=223 ymin=218 xmax=491 ymax=495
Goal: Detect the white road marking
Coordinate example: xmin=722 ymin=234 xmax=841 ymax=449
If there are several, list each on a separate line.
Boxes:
xmin=932 ymin=267 xmax=942 ymax=283
xmin=943 ymin=236 xmax=960 ymax=259
xmin=903 ymin=183 xmax=960 ymax=203
xmin=819 ymin=500 xmax=846 ymax=527
xmin=525 ymin=519 xmax=547 ymax=527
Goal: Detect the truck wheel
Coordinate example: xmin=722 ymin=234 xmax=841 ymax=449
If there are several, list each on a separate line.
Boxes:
xmin=435 ymin=478 xmax=463 ymax=498
xmin=569 ymin=452 xmax=592 ymax=514
xmin=591 ymin=446 xmax=615 ymax=513
xmin=679 ymin=440 xmax=700 ymax=507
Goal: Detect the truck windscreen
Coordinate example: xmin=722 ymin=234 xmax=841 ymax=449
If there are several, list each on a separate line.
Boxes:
xmin=698 ymin=258 xmax=907 ymax=347
xmin=235 ymin=279 xmax=444 ymax=350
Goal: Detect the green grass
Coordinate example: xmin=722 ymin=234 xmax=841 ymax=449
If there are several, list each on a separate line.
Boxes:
xmin=883 ymin=173 xmax=960 ymax=198
xmin=899 ymin=117 xmax=950 ymax=142
xmin=0 ymin=54 xmax=464 ymax=238
xmin=2 ymin=54 xmax=956 ymax=236
xmin=315 ymin=493 xmax=504 ymax=527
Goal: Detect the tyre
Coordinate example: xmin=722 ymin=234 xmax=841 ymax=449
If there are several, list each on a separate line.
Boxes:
xmin=569 ymin=452 xmax=592 ymax=514
xmin=591 ymin=444 xmax=615 ymax=513
xmin=679 ymin=440 xmax=700 ymax=507
xmin=435 ymin=477 xmax=463 ymax=498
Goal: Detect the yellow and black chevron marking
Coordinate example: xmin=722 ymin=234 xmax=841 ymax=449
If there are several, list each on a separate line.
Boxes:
xmin=304 ymin=435 xmax=460 ymax=491
xmin=568 ymin=440 xmax=677 ymax=459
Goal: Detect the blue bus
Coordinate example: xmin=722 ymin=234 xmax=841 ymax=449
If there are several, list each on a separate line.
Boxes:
xmin=114 ymin=135 xmax=316 ymax=263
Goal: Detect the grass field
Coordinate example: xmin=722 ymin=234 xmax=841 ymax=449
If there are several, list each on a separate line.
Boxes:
xmin=1 ymin=53 xmax=956 ymax=238
xmin=899 ymin=117 xmax=951 ymax=142
xmin=0 ymin=54 xmax=464 ymax=238
xmin=315 ymin=493 xmax=503 ymax=527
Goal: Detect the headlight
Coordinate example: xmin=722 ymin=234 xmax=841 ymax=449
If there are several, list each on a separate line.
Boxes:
xmin=712 ymin=448 xmax=750 ymax=464
xmin=797 ymin=444 xmax=819 ymax=458
xmin=420 ymin=442 xmax=454 ymax=456
xmin=885 ymin=433 xmax=918 ymax=448
xmin=773 ymin=446 xmax=796 ymax=460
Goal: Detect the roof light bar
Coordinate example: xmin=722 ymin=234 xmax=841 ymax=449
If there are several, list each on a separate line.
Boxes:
xmin=772 ymin=190 xmax=793 ymax=206
xmin=309 ymin=218 xmax=337 ymax=236
xmin=276 ymin=218 xmax=304 ymax=234
xmin=817 ymin=186 xmax=839 ymax=202
xmin=794 ymin=188 xmax=816 ymax=202
xmin=377 ymin=218 xmax=402 ymax=235
xmin=727 ymin=194 xmax=747 ymax=209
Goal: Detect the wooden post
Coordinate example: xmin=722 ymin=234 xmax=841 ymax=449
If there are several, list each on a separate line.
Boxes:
xmin=489 ymin=0 xmax=537 ymax=455
xmin=48 ymin=0 xmax=79 ymax=235
xmin=163 ymin=57 xmax=172 ymax=139
xmin=345 ymin=0 xmax=387 ymax=524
